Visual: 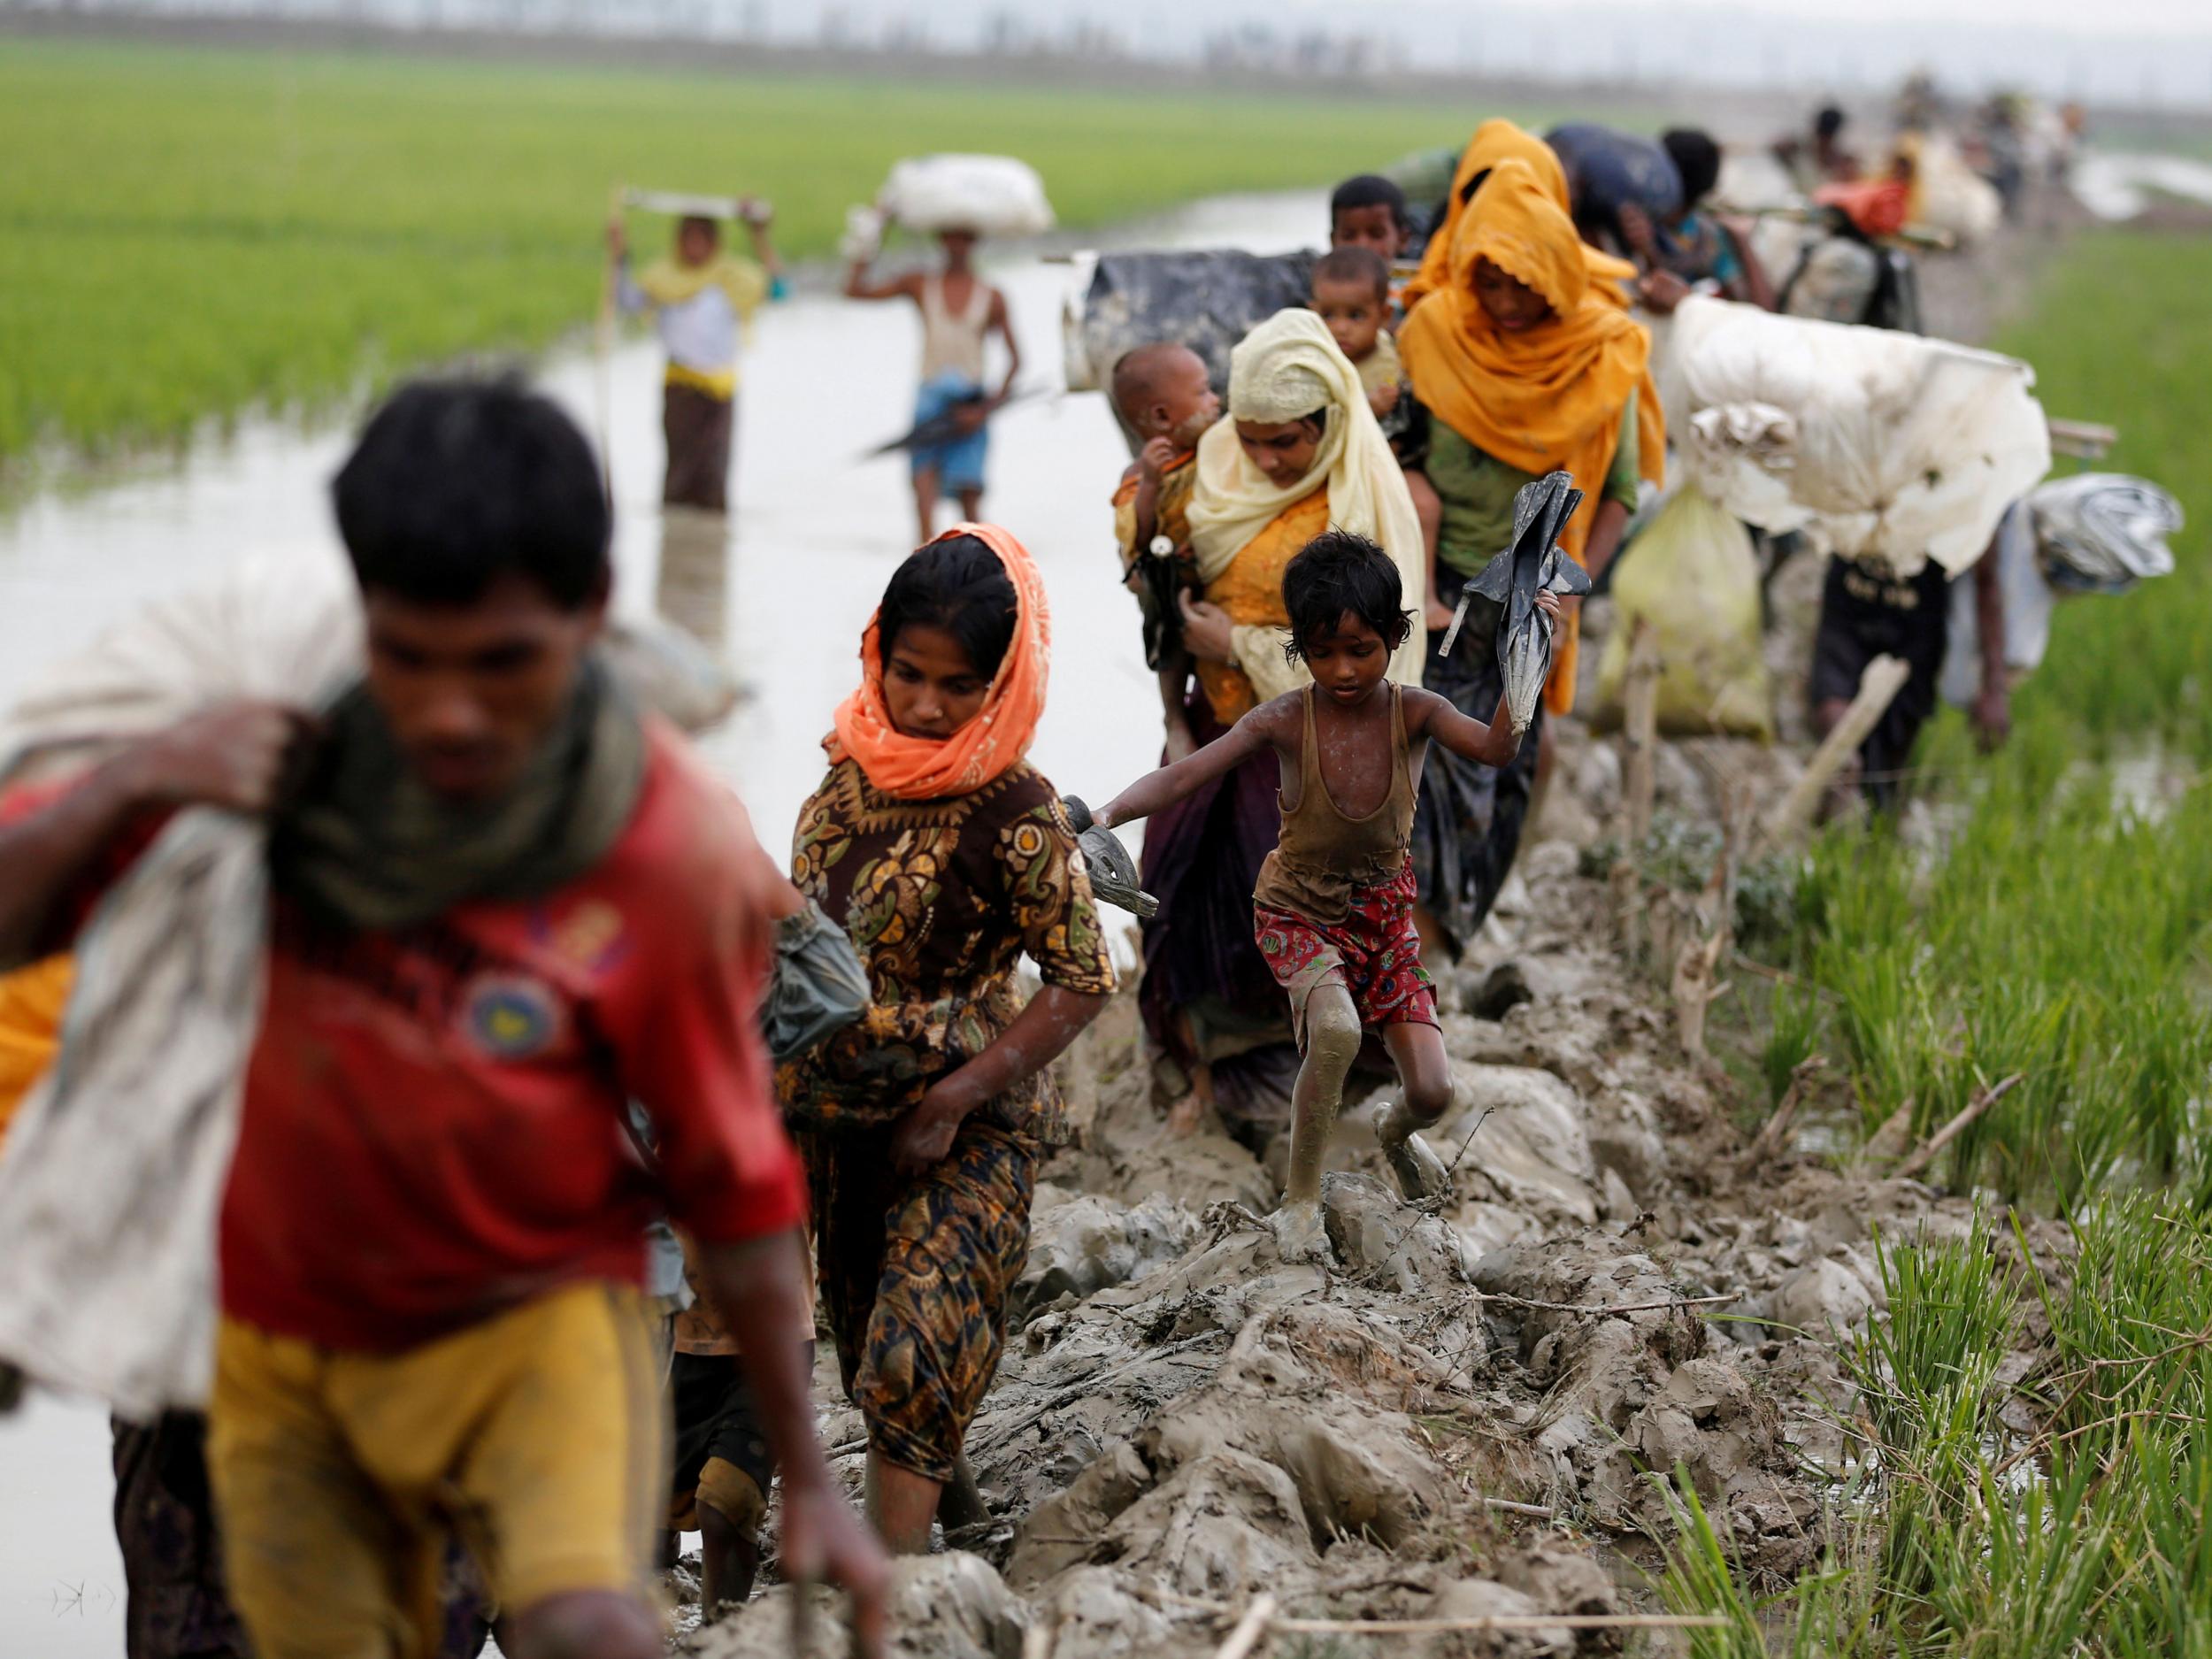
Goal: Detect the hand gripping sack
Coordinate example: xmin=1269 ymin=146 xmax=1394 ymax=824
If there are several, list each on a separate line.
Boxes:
xmin=1594 ymin=486 xmax=1774 ymax=740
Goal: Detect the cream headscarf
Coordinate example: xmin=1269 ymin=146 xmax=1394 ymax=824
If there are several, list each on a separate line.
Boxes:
xmin=1186 ymin=309 xmax=1426 ymax=688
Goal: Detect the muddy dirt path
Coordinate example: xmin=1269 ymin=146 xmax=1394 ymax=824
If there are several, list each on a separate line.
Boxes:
xmin=686 ymin=720 xmax=2008 ymax=1658
xmin=681 ymin=211 xmax=2070 ymax=1659
xmin=0 ymin=169 xmax=2077 ymax=1658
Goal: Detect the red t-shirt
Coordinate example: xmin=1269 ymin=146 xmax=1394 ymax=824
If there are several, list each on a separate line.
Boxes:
xmin=12 ymin=724 xmax=807 ymax=1352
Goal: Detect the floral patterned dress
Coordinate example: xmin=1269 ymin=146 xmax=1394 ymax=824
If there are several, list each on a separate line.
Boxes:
xmin=778 ymin=755 xmax=1113 ymax=1481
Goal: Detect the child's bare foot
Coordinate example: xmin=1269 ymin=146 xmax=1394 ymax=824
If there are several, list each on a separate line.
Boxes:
xmin=1271 ymin=1198 xmax=1331 ymax=1263
xmin=1383 ymin=1130 xmax=1450 ymax=1202
xmin=1162 ymin=1091 xmax=1205 ymax=1140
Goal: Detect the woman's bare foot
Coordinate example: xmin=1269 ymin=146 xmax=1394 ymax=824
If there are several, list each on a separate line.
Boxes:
xmin=1163 ymin=1091 xmax=1205 ymax=1139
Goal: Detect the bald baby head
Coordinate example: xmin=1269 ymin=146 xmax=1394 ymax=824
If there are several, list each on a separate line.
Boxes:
xmin=1110 ymin=342 xmax=1220 ymax=449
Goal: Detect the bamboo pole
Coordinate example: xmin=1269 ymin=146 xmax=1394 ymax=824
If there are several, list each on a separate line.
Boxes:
xmin=1619 ymin=619 xmax=1662 ymax=843
xmin=1892 ymin=1072 xmax=2024 ymax=1182
xmin=1760 ymin=653 xmax=1911 ymax=847
xmin=1213 ymin=1594 xmax=1276 ymax=1659
xmin=595 ymin=180 xmax=624 ymax=501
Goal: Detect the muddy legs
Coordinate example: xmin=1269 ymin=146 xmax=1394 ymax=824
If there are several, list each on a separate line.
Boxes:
xmin=1377 ymin=1022 xmax=1457 ymax=1202
xmin=1276 ymin=986 xmax=1362 ymax=1260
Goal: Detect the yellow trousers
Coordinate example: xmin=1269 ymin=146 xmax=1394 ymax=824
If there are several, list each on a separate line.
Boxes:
xmin=208 ymin=1282 xmax=664 ymax=1659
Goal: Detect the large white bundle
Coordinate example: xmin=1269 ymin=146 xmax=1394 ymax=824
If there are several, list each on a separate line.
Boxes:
xmin=1663 ymin=296 xmax=2050 ymax=578
xmin=1911 ymin=134 xmax=2002 ymax=246
xmin=879 ymin=153 xmax=1055 ymax=238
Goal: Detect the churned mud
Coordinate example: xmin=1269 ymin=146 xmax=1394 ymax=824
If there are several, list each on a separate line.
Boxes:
xmin=683 ymin=687 xmax=2018 ymax=1657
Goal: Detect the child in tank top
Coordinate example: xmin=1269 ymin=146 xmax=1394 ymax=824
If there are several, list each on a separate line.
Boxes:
xmin=843 ymin=225 xmax=1021 ymax=545
xmin=1079 ymin=531 xmax=1556 ymax=1260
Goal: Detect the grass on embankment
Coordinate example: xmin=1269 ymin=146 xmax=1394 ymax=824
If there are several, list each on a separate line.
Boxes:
xmin=1778 ymin=227 xmax=2212 ymax=1210
xmin=0 ymin=37 xmax=1578 ymax=461
xmin=1662 ymin=227 xmax=2212 ymax=1654
xmin=1657 ymin=1201 xmax=2212 ymax=1658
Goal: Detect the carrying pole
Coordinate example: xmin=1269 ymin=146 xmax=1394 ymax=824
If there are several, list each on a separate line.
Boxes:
xmin=595 ymin=181 xmax=624 ymax=502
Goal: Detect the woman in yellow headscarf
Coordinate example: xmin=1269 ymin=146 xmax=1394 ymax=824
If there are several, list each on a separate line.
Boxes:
xmin=1395 ymin=156 xmax=1663 ymax=959
xmin=1142 ymin=308 xmax=1425 ymax=1139
xmin=1402 ymin=119 xmax=1638 ymax=312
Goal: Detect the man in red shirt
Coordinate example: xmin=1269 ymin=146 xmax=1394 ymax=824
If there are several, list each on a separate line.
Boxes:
xmin=0 ymin=378 xmax=886 ymax=1659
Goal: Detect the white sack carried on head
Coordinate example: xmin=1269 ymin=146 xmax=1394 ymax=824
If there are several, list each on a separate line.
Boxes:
xmin=879 ymin=154 xmax=1055 ymax=238
xmin=1911 ymin=134 xmax=2003 ymax=246
xmin=0 ymin=560 xmax=738 ymax=1416
xmin=1663 ymin=296 xmax=2051 ymax=578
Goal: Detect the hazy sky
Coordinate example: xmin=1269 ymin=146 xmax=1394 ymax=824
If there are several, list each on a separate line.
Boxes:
xmin=771 ymin=0 xmax=2212 ymax=105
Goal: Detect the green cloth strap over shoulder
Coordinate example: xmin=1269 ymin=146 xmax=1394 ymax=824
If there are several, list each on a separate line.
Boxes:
xmin=270 ymin=656 xmax=647 ymax=933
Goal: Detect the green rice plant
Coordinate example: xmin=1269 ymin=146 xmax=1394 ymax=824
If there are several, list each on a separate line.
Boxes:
xmin=1850 ymin=1212 xmax=2019 ymax=1609
xmin=1761 ymin=983 xmax=1824 ymax=1108
xmin=2095 ymin=1417 xmax=2212 ymax=1659
xmin=1646 ymin=1467 xmax=1769 ymax=1659
xmin=2034 ymin=1195 xmax=2212 ymax=1468
xmin=1921 ymin=1459 xmax=2113 ymax=1659
xmin=0 ymin=38 xmax=1644 ymax=460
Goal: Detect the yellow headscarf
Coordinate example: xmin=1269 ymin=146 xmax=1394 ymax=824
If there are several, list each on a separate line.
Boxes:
xmin=1398 ymin=158 xmax=1654 ymax=571
xmin=1402 ymin=120 xmax=1637 ymax=312
xmin=0 ymin=956 xmax=69 ymax=1147
xmin=1186 ymin=309 xmax=1427 ymax=689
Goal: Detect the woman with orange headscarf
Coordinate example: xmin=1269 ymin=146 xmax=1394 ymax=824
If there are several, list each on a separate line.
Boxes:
xmin=780 ymin=523 xmax=1115 ymax=1555
xmin=1397 ymin=156 xmax=1662 ymax=956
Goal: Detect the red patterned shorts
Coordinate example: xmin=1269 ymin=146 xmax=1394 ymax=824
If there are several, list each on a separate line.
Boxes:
xmin=1253 ymin=863 xmax=1439 ymax=1045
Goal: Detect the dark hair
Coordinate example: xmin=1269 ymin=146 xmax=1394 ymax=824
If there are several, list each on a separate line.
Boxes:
xmin=878 ymin=534 xmax=1018 ymax=680
xmin=1281 ymin=530 xmax=1412 ymax=664
xmin=333 ymin=375 xmax=610 ymax=610
xmin=1816 ymin=105 xmax=1847 ymax=142
xmin=1330 ymin=173 xmax=1409 ymax=229
xmin=1662 ymin=128 xmax=1723 ymax=206
xmin=679 ymin=213 xmax=721 ymax=243
xmin=1313 ymin=245 xmax=1390 ymax=302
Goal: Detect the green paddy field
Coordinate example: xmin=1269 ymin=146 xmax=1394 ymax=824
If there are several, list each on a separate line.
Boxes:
xmin=0 ymin=37 xmax=1559 ymax=460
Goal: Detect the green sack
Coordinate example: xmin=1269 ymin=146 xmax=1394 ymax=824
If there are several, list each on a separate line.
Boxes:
xmin=1594 ymin=486 xmax=1775 ymax=740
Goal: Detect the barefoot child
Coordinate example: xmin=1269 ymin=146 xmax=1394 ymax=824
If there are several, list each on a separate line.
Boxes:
xmin=1081 ymin=531 xmax=1555 ymax=1256
xmin=1110 ymin=343 xmax=1223 ymax=764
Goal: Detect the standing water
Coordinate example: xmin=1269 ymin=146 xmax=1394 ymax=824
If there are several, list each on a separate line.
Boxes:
xmin=0 ymin=189 xmax=1325 ymax=1655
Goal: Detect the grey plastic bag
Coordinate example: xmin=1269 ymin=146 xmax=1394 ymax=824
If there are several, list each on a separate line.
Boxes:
xmin=1059 ymin=795 xmax=1157 ymax=918
xmin=764 ymin=901 xmax=870 ymax=1062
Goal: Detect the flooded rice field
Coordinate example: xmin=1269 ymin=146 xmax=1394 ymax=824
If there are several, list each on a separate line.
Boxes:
xmin=0 ymin=188 xmax=1324 ymax=1657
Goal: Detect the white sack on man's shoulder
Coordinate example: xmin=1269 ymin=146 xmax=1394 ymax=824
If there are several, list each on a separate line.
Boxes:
xmin=0 ymin=563 xmax=741 ymax=1417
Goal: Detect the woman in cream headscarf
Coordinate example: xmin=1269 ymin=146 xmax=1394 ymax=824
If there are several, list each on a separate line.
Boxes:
xmin=1396 ymin=157 xmax=1661 ymax=960
xmin=1141 ymin=308 xmax=1423 ymax=1142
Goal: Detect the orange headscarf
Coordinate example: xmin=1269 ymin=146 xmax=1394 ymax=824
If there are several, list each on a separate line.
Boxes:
xmin=826 ymin=522 xmax=1051 ymax=801
xmin=1402 ymin=120 xmax=1637 ymax=313
xmin=1400 ymin=159 xmax=1664 ymax=717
